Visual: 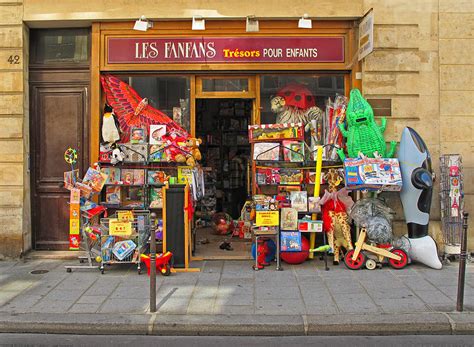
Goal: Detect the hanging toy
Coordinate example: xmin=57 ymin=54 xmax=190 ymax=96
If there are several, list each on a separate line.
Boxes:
xmin=101 ymin=104 xmax=121 ymax=145
xmin=337 ymin=89 xmax=397 ymax=160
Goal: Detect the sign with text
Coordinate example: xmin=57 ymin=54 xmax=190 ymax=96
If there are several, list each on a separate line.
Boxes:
xmin=255 ymin=211 xmax=280 ymax=227
xmin=107 ymin=36 xmax=345 ymax=64
xmin=358 ymin=9 xmax=374 ymax=60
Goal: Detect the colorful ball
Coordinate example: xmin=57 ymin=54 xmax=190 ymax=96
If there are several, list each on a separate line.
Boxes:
xmin=251 ymin=239 xmax=277 ymax=263
xmin=280 ymin=236 xmax=310 ymax=264
xmin=211 ymin=212 xmax=234 ymax=235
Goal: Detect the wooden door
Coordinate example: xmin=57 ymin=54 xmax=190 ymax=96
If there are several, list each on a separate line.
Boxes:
xmin=30 ymin=71 xmax=90 ymax=250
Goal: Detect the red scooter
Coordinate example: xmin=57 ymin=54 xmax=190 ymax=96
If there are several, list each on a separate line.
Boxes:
xmin=140 ymin=252 xmax=173 ymax=276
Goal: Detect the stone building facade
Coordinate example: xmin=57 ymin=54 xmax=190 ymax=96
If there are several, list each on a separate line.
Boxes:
xmin=0 ymin=0 xmax=472 ymax=257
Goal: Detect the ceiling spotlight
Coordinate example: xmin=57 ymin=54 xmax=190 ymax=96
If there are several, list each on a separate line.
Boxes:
xmin=298 ymin=14 xmax=312 ymax=29
xmin=246 ymin=15 xmax=259 ymax=32
xmin=192 ymin=15 xmax=205 ymax=31
xmin=133 ymin=15 xmax=153 ymax=31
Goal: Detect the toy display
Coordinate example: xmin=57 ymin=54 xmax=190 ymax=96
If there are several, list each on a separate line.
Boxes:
xmin=399 ymin=127 xmax=442 ymax=269
xmin=319 ymin=169 xmax=354 ymax=265
xmin=337 ymin=89 xmax=397 ymax=160
xmin=344 ymin=157 xmax=402 ymax=191
xmin=440 ymin=154 xmax=464 ymax=257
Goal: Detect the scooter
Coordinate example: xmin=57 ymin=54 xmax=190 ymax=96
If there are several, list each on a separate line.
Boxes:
xmin=344 ymin=228 xmax=408 ymax=270
xmin=140 ymin=252 xmax=173 ymax=276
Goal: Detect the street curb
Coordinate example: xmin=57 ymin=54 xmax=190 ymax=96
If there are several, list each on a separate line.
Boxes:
xmin=0 ymin=312 xmax=473 ymax=336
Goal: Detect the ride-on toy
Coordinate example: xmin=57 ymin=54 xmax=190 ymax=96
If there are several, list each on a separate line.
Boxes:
xmin=344 ymin=228 xmax=408 ymax=270
xmin=140 ymin=252 xmax=173 ymax=276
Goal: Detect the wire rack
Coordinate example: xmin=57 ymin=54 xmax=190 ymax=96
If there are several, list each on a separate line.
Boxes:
xmin=99 ymin=210 xmax=151 ymax=274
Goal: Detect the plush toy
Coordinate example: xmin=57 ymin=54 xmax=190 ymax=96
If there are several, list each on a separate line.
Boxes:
xmin=110 ymin=144 xmax=125 ymax=165
xmin=185 ymin=138 xmax=202 ymax=162
xmin=337 ymin=89 xmax=397 ymax=160
xmin=318 ymin=169 xmax=354 ymax=265
xmin=101 ymin=104 xmax=120 ymax=145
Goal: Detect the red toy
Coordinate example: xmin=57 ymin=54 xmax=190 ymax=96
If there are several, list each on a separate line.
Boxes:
xmin=280 ymin=236 xmax=310 ymax=264
xmin=253 ymin=238 xmax=270 ymax=270
xmin=140 ymin=252 xmax=173 ymax=276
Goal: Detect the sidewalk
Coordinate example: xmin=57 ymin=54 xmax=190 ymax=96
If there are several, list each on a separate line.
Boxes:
xmin=0 ymin=257 xmax=473 ymax=335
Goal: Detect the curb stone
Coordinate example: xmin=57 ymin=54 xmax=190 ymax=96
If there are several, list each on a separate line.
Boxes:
xmin=447 ymin=313 xmax=474 ymax=335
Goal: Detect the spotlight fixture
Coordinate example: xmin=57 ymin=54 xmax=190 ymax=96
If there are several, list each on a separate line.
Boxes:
xmin=133 ymin=15 xmax=153 ymax=31
xmin=298 ymin=14 xmax=312 ymax=29
xmin=246 ymin=15 xmax=259 ymax=32
xmin=192 ymin=15 xmax=205 ymax=31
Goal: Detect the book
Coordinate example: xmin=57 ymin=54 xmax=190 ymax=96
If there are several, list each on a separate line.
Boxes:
xmin=82 ymin=167 xmax=108 ymax=192
xmin=253 ymin=142 xmax=280 ymax=161
xmin=122 ymin=187 xmax=144 ymax=208
xmin=290 ymin=191 xmax=307 ymax=212
xmin=121 ymin=169 xmax=134 ymax=185
xmin=149 ymin=143 xmax=168 ymax=162
xmin=63 ymin=169 xmax=79 ymax=190
xmin=308 ymin=196 xmax=321 ymax=213
xmin=280 ymin=231 xmax=302 ymax=252
xmin=279 ymin=168 xmax=303 ymax=185
xmin=148 ymin=170 xmax=169 ymax=184
xmin=149 ymin=187 xmax=163 ymax=208
xmin=149 ymin=124 xmax=166 ymax=144
xmin=177 ymin=166 xmax=193 ymax=184
xmin=105 ymin=186 xmax=121 ymax=205
xmin=130 ymin=127 xmax=146 ymax=144
xmin=101 ymin=167 xmax=120 ymax=184
xmin=282 ymin=140 xmax=305 ymax=162
xmin=256 ymin=168 xmax=280 ymax=185
xmin=133 ymin=169 xmax=145 ymax=185
xmin=280 ymin=208 xmax=298 ymax=230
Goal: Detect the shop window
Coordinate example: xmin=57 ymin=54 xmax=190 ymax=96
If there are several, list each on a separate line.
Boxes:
xmin=120 ymin=76 xmax=191 ymax=132
xmin=30 ymin=29 xmax=90 ymax=65
xmin=259 ymin=74 xmax=345 ymax=124
xmin=202 ymin=78 xmax=249 ymax=92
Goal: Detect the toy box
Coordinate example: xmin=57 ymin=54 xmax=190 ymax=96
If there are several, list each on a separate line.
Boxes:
xmin=344 ymin=158 xmax=403 ymax=191
xmin=298 ymin=220 xmax=323 ymax=233
xmin=248 ymin=123 xmax=304 ymax=143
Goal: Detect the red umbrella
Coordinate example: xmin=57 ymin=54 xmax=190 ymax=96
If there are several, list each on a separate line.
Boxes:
xmin=276 ymin=83 xmax=315 ymax=110
xmin=100 ymin=75 xmax=189 ymax=143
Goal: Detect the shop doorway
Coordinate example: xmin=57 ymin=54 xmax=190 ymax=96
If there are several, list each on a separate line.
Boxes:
xmin=194 ymin=98 xmax=253 ymax=259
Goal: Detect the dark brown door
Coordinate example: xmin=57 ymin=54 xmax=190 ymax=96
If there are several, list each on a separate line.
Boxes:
xmin=30 ymin=71 xmax=90 ymax=250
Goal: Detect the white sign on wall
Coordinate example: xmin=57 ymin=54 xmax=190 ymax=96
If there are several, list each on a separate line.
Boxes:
xmin=358 ymin=9 xmax=374 ymax=61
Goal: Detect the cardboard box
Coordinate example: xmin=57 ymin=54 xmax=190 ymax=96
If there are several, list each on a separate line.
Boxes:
xmin=344 ymin=158 xmax=402 ymax=191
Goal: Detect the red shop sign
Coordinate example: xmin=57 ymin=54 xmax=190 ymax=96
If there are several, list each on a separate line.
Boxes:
xmin=107 ymin=36 xmax=345 ymax=64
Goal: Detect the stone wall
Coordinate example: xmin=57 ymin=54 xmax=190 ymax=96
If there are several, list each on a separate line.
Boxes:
xmin=0 ymin=0 xmax=27 ymax=258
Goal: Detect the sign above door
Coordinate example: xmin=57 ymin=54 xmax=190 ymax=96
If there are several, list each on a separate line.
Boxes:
xmin=107 ymin=36 xmax=344 ymax=64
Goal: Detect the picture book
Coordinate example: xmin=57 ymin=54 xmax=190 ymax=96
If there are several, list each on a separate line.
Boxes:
xmin=178 ymin=166 xmax=193 ymax=184
xmin=280 ymin=208 xmax=298 ymax=230
xmin=253 ymin=142 xmax=280 ymax=161
xmin=121 ymin=169 xmax=135 ymax=185
xmin=149 ymin=188 xmax=163 ymax=208
xmin=149 ymin=124 xmax=166 ymax=144
xmin=101 ymin=167 xmax=120 ymax=184
xmin=122 ymin=187 xmax=144 ymax=208
xmin=256 ymin=168 xmax=280 ymax=185
xmin=105 ymin=186 xmax=121 ymax=205
xmin=130 ymin=127 xmax=146 ymax=144
xmin=149 ymin=144 xmax=168 ymax=162
xmin=290 ymin=191 xmax=308 ymax=212
xmin=148 ymin=170 xmax=170 ymax=184
xmin=133 ymin=169 xmax=145 ymax=185
xmin=282 ymin=140 xmax=305 ymax=162
xmin=82 ymin=167 xmax=108 ymax=192
xmin=280 ymin=231 xmax=302 ymax=252
xmin=279 ymin=168 xmax=304 ymax=185
xmin=63 ymin=169 xmax=79 ymax=190
xmin=308 ymin=196 xmax=321 ymax=213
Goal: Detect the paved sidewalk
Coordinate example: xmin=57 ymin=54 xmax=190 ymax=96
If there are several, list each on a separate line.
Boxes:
xmin=0 ymin=257 xmax=473 ymax=335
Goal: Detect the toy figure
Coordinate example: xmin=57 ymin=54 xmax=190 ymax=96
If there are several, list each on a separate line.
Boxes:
xmin=253 ymin=238 xmax=270 ymax=270
xmin=337 ymin=89 xmax=397 ymax=160
xmin=101 ymin=104 xmax=120 ymax=145
xmin=399 ymin=127 xmax=442 ymax=269
xmin=318 ymin=169 xmax=354 ymax=265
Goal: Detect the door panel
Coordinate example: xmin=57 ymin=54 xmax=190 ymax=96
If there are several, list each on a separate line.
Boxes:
xmin=30 ymin=72 xmax=89 ymax=250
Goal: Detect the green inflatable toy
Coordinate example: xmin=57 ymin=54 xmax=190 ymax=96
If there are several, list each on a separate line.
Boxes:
xmin=337 ymin=89 xmax=397 ymax=160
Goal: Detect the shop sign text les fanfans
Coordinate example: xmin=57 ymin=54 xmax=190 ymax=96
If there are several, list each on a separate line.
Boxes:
xmin=107 ymin=37 xmax=344 ymax=64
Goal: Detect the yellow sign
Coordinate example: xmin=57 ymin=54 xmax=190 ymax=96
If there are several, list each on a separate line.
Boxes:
xmin=255 ymin=211 xmax=279 ymax=227
xmin=117 ymin=210 xmax=134 ymax=222
xmin=109 ymin=219 xmax=132 ymax=236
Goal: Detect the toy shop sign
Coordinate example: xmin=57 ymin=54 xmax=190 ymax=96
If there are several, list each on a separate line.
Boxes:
xmin=107 ymin=36 xmax=345 ymax=64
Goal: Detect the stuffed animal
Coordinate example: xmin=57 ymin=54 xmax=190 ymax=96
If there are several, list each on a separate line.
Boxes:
xmin=101 ymin=104 xmax=120 ymax=145
xmin=186 ymin=138 xmax=202 ymax=161
xmin=110 ymin=145 xmax=125 ymax=165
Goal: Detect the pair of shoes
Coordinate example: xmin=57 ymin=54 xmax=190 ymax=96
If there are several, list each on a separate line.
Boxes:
xmin=219 ymin=241 xmax=233 ymax=251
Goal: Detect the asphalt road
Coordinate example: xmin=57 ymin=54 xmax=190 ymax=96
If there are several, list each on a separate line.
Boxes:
xmin=1 ymin=334 xmax=473 ymax=347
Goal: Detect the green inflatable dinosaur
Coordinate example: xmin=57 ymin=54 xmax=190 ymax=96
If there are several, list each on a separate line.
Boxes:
xmin=337 ymin=89 xmax=397 ymax=160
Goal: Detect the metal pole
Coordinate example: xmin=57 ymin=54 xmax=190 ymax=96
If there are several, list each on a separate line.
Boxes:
xmin=150 ymin=213 xmax=157 ymax=313
xmin=456 ymin=212 xmax=469 ymax=312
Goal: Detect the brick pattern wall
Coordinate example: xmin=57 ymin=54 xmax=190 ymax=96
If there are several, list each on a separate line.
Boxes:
xmin=439 ymin=0 xmax=474 ymax=249
xmin=0 ymin=1 xmax=27 ymax=258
